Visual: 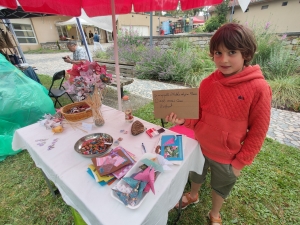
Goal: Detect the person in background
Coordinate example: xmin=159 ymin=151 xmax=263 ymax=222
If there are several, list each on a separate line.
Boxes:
xmin=165 ymin=23 xmax=272 ymax=225
xmin=88 ymin=30 xmax=94 ymax=38
xmin=63 ymin=40 xmax=89 ymax=65
xmin=169 ymin=21 xmax=174 ymax=35
xmin=93 ymin=32 xmax=104 ymax=52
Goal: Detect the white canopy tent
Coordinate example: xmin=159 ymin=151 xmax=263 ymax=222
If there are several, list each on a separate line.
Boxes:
xmin=80 ymin=10 xmax=115 ymax=32
xmin=56 ymin=11 xmax=115 ymax=32
xmin=56 ymin=17 xmax=92 ymax=26
xmin=55 ymin=11 xmax=117 ymax=63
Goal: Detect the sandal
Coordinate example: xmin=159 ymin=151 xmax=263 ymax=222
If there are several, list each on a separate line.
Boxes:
xmin=207 ymin=211 xmax=222 ymax=225
xmin=175 ymin=192 xmax=199 ymax=210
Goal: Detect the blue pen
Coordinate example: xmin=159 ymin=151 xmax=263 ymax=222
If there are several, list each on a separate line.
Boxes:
xmin=142 ymin=143 xmax=147 ymax=153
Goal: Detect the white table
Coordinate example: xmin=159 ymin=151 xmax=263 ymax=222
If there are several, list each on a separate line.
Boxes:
xmin=12 ymin=105 xmax=204 ymax=225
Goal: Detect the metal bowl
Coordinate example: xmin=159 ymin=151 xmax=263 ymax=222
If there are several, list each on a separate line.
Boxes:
xmin=74 ymin=133 xmax=113 ymax=158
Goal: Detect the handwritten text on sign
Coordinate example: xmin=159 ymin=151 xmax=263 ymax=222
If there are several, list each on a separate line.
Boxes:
xmin=152 ymin=88 xmax=199 ymax=119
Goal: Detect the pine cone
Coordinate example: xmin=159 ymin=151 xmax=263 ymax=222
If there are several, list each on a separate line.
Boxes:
xmin=131 ymin=120 xmax=145 ymax=136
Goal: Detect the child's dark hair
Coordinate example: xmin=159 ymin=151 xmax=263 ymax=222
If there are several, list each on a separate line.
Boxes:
xmin=209 ymin=23 xmax=257 ymax=66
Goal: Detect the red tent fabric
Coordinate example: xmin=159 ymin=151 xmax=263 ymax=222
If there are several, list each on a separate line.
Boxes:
xmin=193 ymin=16 xmax=205 ymax=24
xmin=0 ymin=0 xmax=223 ymax=17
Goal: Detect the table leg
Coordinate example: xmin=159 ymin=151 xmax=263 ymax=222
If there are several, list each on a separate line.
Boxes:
xmin=172 ymin=196 xmax=183 ymax=225
xmin=121 ymin=87 xmax=124 ymax=98
xmin=41 ymin=170 xmax=60 ymax=198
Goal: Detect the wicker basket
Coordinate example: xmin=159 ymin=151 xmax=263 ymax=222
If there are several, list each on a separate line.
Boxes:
xmin=61 ymin=101 xmax=92 ymax=122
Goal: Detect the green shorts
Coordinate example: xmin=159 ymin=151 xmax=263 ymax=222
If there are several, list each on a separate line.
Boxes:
xmin=190 ymin=156 xmax=237 ymax=199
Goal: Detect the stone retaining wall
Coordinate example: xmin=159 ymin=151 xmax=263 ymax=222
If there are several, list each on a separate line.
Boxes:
xmin=40 ymin=32 xmax=299 ymax=52
xmin=142 ymin=32 xmax=300 ymax=51
xmin=40 ymin=41 xmax=81 ymax=50
xmin=142 ymin=33 xmax=213 ymax=49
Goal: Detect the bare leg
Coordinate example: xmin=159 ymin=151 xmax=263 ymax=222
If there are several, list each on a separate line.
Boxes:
xmin=176 ymin=181 xmax=201 ymax=207
xmin=210 ymin=190 xmax=224 ymax=219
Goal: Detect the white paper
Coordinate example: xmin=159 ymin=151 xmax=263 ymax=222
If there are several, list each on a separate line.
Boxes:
xmin=163 ymin=165 xmax=172 ymax=171
xmin=38 ymin=119 xmax=47 ymax=126
xmin=82 ymin=122 xmax=93 ymax=131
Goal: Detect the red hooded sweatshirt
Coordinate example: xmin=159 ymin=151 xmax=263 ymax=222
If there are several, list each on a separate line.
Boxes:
xmin=184 ymin=65 xmax=272 ymax=170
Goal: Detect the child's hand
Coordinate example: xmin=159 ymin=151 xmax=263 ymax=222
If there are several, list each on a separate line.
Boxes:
xmin=232 ymin=166 xmax=241 ymax=177
xmin=165 ymin=112 xmax=185 ymax=125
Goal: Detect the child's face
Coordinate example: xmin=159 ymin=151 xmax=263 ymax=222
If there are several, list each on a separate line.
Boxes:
xmin=213 ymin=45 xmax=245 ymax=77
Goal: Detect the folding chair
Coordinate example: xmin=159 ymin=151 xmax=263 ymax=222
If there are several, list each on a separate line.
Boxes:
xmin=48 ymin=70 xmax=74 ymax=107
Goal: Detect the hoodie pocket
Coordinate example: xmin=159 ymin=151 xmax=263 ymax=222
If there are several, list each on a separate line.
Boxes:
xmin=196 ymin=121 xmax=241 ymax=157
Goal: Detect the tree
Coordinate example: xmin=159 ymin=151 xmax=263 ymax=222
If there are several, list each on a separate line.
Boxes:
xmin=165 ymin=2 xmax=181 ymax=17
xmin=184 ymin=8 xmax=203 ymax=16
xmin=215 ymin=0 xmax=230 ymax=24
xmin=202 ymin=0 xmax=229 ymax=32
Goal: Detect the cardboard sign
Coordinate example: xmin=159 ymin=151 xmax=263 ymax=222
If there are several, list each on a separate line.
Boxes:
xmin=152 ymin=88 xmax=199 ymax=119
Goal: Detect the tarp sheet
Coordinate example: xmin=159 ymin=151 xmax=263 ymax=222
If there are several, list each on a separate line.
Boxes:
xmin=0 ymin=54 xmax=55 ymax=161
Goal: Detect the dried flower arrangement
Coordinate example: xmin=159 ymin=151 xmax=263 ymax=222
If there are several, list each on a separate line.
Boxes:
xmin=64 ymin=61 xmax=112 ymax=101
xmin=85 ymin=86 xmax=105 ymax=126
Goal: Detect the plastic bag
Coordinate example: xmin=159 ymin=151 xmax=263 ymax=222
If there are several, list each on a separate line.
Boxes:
xmin=0 ymin=119 xmax=21 ymax=161
xmin=0 ymin=54 xmax=55 ymax=161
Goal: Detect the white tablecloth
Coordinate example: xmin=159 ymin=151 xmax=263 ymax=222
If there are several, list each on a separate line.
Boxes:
xmin=12 ymin=105 xmax=204 ymax=225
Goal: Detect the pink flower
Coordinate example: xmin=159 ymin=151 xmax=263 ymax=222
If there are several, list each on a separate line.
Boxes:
xmin=95 ymin=64 xmax=106 ymax=75
xmin=106 ymin=73 xmax=112 ymax=79
xmin=265 ymin=22 xmax=271 ymax=30
xmin=63 ymin=81 xmax=76 ymax=94
xmin=63 ymin=61 xmax=110 ymax=99
xmin=281 ymin=34 xmax=287 ymax=40
xmin=78 ymin=62 xmax=89 ymax=72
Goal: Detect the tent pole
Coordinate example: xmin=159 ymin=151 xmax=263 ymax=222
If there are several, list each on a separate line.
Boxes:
xmin=150 ymin=12 xmax=153 ymax=48
xmin=75 ymin=18 xmax=92 ymax=62
xmin=5 ymin=19 xmax=27 ymax=63
xmin=230 ymin=0 xmax=235 ymax=22
xmin=75 ymin=26 xmax=80 ymax=41
xmin=111 ymin=0 xmax=122 ymax=111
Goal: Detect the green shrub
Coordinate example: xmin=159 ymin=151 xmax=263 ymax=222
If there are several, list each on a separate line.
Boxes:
xmin=268 ymin=76 xmax=300 ymax=111
xmin=171 ymin=38 xmax=193 ymax=52
xmin=184 ymin=47 xmax=216 ymax=87
xmin=251 ymin=22 xmax=282 ymax=66
xmin=203 ymin=16 xmax=221 ymax=32
xmin=201 ymin=0 xmax=229 ymax=33
xmin=260 ymin=47 xmax=300 ymax=80
xmin=117 ymin=27 xmax=144 ymax=48
xmin=106 ymin=44 xmax=146 ymax=63
xmin=104 ymin=27 xmax=146 ymax=63
xmin=94 ymin=50 xmax=109 ymax=59
xmin=135 ymin=41 xmax=215 ymax=86
xmin=135 ymin=47 xmax=167 ymax=80
xmin=194 ymin=26 xmax=204 ymax=33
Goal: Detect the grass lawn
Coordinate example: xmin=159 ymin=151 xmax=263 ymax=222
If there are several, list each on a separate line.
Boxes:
xmin=39 ymin=74 xmax=74 ymax=107
xmin=1 ymin=76 xmax=299 ymax=225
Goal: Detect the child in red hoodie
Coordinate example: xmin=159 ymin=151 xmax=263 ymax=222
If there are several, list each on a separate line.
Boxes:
xmin=165 ymin=23 xmax=272 ymax=224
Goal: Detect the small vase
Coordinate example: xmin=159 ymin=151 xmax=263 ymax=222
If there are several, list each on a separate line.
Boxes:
xmin=92 ymin=107 xmax=105 ymax=126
